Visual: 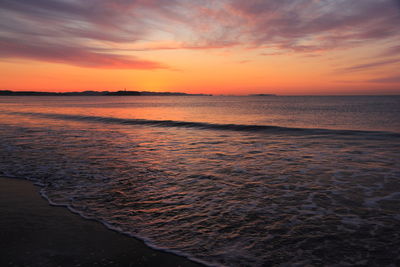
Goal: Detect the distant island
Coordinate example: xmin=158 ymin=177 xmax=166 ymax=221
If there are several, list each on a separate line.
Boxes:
xmin=248 ymin=94 xmax=277 ymax=96
xmin=0 ymin=90 xmax=212 ymax=96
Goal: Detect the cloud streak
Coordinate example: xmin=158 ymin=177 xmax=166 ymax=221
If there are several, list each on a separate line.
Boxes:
xmin=367 ymin=75 xmax=400 ymax=83
xmin=0 ymin=0 xmax=180 ymax=68
xmin=338 ymin=58 xmax=400 ymax=73
xmin=0 ymin=37 xmax=167 ymax=69
xmin=224 ymin=0 xmax=400 ymax=52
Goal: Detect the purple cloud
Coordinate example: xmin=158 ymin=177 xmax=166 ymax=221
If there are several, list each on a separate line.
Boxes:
xmin=381 ymin=45 xmax=400 ymax=57
xmin=367 ymin=75 xmax=400 ymax=83
xmin=0 ymin=0 xmax=400 ymax=68
xmin=0 ymin=0 xmax=183 ymax=68
xmin=338 ymin=58 xmax=400 ymax=72
xmin=0 ymin=37 xmax=167 ymax=69
xmin=225 ymin=0 xmax=400 ymax=51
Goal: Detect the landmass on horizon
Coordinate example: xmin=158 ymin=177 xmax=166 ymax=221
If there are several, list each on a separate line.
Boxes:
xmin=0 ymin=90 xmax=213 ymax=96
xmin=0 ymin=90 xmax=281 ymax=97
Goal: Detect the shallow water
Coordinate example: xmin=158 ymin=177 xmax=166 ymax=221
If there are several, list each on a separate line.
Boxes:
xmin=1 ymin=96 xmax=400 ymax=266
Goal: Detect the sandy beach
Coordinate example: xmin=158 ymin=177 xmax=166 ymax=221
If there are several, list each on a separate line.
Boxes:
xmin=0 ymin=177 xmax=203 ymax=267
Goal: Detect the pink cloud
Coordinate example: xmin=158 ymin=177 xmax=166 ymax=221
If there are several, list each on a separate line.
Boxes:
xmin=223 ymin=0 xmax=400 ymax=52
xmin=337 ymin=58 xmax=400 ymax=73
xmin=0 ymin=37 xmax=168 ymax=69
xmin=1 ymin=0 xmax=399 ymax=67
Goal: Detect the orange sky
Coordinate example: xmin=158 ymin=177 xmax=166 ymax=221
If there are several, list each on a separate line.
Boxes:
xmin=1 ymin=0 xmax=399 ymax=95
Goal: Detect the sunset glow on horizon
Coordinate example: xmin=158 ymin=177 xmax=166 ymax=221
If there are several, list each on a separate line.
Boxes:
xmin=1 ymin=0 xmax=399 ymax=95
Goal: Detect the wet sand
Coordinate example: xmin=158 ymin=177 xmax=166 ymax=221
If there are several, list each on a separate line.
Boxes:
xmin=0 ymin=177 xmax=203 ymax=267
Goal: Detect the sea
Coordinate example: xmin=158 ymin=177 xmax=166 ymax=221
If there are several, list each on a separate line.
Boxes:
xmin=0 ymin=95 xmax=399 ymax=266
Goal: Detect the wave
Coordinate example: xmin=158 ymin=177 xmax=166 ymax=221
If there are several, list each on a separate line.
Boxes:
xmin=4 ymin=111 xmax=400 ymax=138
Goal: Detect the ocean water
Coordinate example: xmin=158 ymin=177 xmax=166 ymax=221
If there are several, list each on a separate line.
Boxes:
xmin=0 ymin=95 xmax=400 ymax=266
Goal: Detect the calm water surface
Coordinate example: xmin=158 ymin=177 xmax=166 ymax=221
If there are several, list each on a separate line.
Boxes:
xmin=1 ymin=96 xmax=399 ymax=266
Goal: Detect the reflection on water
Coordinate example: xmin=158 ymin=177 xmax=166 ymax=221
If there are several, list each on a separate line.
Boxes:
xmin=1 ymin=95 xmax=399 ymax=132
xmin=0 ymin=96 xmax=400 ymax=266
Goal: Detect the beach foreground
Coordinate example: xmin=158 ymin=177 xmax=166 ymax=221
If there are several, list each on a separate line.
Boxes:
xmin=0 ymin=177 xmax=203 ymax=267
xmin=1 ymin=96 xmax=400 ymax=266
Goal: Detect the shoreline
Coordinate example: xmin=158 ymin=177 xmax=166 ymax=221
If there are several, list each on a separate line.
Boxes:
xmin=0 ymin=177 xmax=204 ymax=267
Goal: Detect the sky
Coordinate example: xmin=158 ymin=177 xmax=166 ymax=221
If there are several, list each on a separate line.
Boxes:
xmin=0 ymin=0 xmax=399 ymax=95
